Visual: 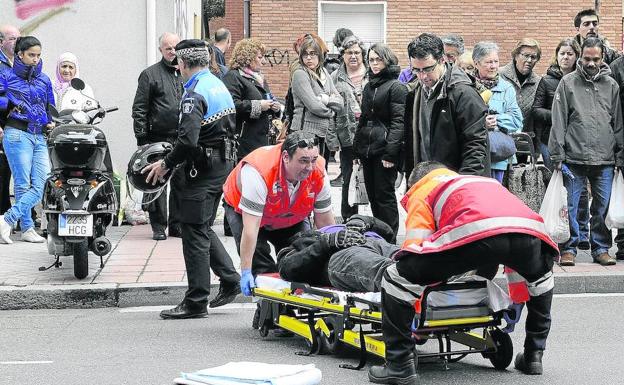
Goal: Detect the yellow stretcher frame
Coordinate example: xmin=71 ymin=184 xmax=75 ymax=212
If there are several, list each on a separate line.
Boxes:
xmin=252 ymin=280 xmax=515 ymax=371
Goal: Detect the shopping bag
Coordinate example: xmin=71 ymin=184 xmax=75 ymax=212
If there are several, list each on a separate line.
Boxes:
xmin=538 ymin=169 xmax=570 ymax=243
xmin=489 ymin=130 xmax=517 ymax=162
xmin=348 ymin=165 xmax=369 ymax=206
xmin=605 ymin=169 xmax=624 ymax=229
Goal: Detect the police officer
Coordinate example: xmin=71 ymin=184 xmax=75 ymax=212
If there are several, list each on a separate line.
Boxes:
xmin=143 ymin=39 xmax=241 ymax=319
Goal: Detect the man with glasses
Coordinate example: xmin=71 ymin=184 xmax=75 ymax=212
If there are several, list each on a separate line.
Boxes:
xmin=222 ymin=131 xmax=336 ymax=297
xmin=574 ymin=8 xmax=621 ymax=65
xmin=403 ymin=33 xmax=490 ymax=184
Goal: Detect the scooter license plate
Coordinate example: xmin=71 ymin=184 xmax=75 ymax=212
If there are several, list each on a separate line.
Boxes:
xmin=58 ymin=214 xmax=93 ymax=237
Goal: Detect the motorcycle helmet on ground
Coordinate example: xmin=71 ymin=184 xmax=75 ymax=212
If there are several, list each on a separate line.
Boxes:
xmin=127 ymin=142 xmax=173 ymax=194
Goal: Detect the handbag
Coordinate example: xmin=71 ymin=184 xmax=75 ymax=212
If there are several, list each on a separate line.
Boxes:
xmin=348 ymin=165 xmax=369 ymax=206
xmin=489 ymin=130 xmax=517 ymax=163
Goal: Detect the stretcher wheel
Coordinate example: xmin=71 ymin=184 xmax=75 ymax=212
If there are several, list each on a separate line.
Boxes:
xmin=319 ymin=317 xmax=345 ymax=355
xmin=483 ymin=329 xmax=513 ymax=370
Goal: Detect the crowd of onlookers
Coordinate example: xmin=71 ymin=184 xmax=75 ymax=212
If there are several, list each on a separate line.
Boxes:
xmin=0 ymin=8 xmax=623 ymax=267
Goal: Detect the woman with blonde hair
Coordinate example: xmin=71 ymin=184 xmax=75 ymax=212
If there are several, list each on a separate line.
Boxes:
xmin=222 ymin=38 xmax=281 ymax=159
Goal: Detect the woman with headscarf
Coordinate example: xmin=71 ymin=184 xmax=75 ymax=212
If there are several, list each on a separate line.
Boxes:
xmin=0 ymin=36 xmax=54 ymax=244
xmin=472 ymin=41 xmax=523 ymax=183
xmin=53 ymin=52 xmax=95 ymax=111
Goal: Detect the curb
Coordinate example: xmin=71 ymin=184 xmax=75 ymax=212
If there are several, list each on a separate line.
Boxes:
xmin=1 ymin=272 xmax=624 ymax=310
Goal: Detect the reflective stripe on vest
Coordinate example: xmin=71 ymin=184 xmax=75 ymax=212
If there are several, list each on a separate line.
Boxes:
xmin=405 ymin=228 xmax=435 ymax=240
xmin=504 ymin=266 xmax=530 ymax=303
xmin=404 ymin=216 xmax=548 ymax=253
xmin=433 ymin=177 xmax=500 ymax=225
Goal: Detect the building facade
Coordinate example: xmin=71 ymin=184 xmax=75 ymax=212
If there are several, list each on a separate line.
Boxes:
xmin=214 ymin=0 xmax=623 ymax=97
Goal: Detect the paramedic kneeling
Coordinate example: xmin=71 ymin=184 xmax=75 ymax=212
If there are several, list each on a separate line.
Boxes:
xmin=223 ymin=131 xmax=336 ymax=296
xmin=369 ymin=161 xmax=557 ymax=385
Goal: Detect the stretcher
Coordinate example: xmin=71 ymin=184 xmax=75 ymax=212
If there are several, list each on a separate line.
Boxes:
xmin=252 ymin=273 xmax=518 ymax=371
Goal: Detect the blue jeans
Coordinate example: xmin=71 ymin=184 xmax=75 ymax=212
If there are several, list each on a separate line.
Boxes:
xmin=537 ymin=141 xmax=554 ymax=172
xmin=1 ymin=128 xmax=50 ymax=231
xmin=561 ymin=164 xmax=613 ymax=257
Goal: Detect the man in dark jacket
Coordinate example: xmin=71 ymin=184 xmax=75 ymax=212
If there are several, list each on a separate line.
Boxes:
xmin=403 ymin=33 xmax=489 ymax=181
xmin=574 ymin=8 xmax=621 ymax=65
xmin=132 ymin=32 xmax=185 ymax=240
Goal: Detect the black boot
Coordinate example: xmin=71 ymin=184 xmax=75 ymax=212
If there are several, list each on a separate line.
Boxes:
xmin=369 ymin=288 xmax=419 ymax=384
xmin=209 ymin=281 xmax=240 ymax=308
xmin=369 ymin=358 xmax=418 ymax=385
xmin=519 ymin=289 xmax=553 ymax=374
xmin=514 ymin=350 xmax=543 ymax=375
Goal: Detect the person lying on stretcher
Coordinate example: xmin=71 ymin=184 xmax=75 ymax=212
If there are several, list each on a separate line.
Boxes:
xmin=277 ymin=215 xmax=400 ymax=292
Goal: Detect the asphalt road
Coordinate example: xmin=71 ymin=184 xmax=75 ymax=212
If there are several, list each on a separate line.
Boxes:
xmin=1 ymin=295 xmax=623 ymax=385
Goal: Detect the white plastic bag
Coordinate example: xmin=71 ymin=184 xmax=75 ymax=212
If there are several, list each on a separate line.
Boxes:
xmin=538 ymin=169 xmax=570 ymax=243
xmin=605 ymin=169 xmax=624 ymax=229
xmin=348 ymin=165 xmax=369 ymax=206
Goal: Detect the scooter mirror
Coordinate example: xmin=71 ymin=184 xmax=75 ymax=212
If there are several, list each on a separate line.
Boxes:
xmin=48 ymin=104 xmax=59 ymax=118
xmin=70 ymin=78 xmax=86 ymax=91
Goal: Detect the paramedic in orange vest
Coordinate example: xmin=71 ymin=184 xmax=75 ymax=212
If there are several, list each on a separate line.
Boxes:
xmin=369 ymin=161 xmax=558 ymax=385
xmin=223 ymin=131 xmax=336 ymax=297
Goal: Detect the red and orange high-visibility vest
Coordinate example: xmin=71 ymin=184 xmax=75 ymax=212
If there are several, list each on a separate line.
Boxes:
xmin=223 ymin=144 xmax=326 ymax=230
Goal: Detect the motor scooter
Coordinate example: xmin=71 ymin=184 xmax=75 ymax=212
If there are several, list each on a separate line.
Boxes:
xmin=40 ymin=78 xmax=118 ymax=279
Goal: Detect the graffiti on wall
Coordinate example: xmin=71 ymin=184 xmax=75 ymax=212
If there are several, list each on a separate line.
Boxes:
xmin=264 ymin=49 xmax=291 ymax=67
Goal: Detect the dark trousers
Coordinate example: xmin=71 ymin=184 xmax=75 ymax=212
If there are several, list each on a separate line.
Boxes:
xmin=616 ymin=229 xmax=624 ymax=257
xmin=143 ymin=166 xmax=183 ymax=233
xmin=317 ymin=136 xmax=330 ymax=171
xmin=339 ymin=146 xmax=358 ymax=221
xmin=0 ymin=151 xmax=11 ymax=214
xmin=381 ymin=234 xmax=555 ymax=362
xmin=361 ymin=155 xmax=398 ymax=240
xmin=224 ymin=203 xmax=311 ymax=275
xmin=178 ymin=155 xmax=240 ymax=309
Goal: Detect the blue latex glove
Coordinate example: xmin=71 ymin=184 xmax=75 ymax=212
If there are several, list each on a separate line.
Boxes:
xmin=502 ymin=302 xmax=525 ymax=333
xmin=240 ymin=269 xmax=256 ymax=297
xmin=561 ymin=164 xmax=575 ymax=180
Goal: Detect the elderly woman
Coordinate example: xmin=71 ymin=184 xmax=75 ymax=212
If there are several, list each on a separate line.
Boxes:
xmin=328 ymin=35 xmax=368 ymax=221
xmin=499 ymin=39 xmax=542 ymax=142
xmin=0 ymin=36 xmax=54 ymax=244
xmin=290 ymin=36 xmax=343 ymax=163
xmin=354 ymin=43 xmax=407 ymax=240
xmin=457 ymin=50 xmax=475 ymax=73
xmin=53 ymin=52 xmax=95 ymax=111
xmin=222 ymin=38 xmax=280 ymax=159
xmin=472 ymin=41 xmax=523 ymax=182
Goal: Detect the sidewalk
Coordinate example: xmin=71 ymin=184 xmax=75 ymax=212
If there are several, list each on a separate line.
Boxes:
xmin=1 ymin=162 xmax=623 ymax=310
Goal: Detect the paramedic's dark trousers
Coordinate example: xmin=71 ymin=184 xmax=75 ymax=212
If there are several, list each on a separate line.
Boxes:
xmin=381 ymin=233 xmax=554 ymax=363
xmin=179 ymin=155 xmax=240 ymax=310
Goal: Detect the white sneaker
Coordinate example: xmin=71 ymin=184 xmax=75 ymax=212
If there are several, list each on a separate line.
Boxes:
xmin=0 ymin=215 xmax=13 ymax=244
xmin=21 ymin=228 xmax=46 ymax=243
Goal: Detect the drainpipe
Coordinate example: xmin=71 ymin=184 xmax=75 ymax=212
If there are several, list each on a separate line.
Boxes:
xmin=595 ymin=0 xmax=600 ymax=13
xmin=243 ymin=0 xmax=251 ymax=38
xmin=146 ymin=0 xmax=157 ymax=65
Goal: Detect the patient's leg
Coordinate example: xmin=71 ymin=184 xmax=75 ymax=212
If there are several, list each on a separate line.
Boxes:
xmin=327 ymin=243 xmax=394 ymax=292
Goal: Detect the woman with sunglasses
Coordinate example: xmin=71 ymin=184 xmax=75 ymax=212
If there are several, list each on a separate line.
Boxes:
xmin=290 ymin=36 xmax=343 ymax=166
xmin=353 ymin=43 xmax=407 ymax=242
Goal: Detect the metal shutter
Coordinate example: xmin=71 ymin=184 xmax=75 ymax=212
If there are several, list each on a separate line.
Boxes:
xmin=319 ymin=2 xmax=386 ymax=53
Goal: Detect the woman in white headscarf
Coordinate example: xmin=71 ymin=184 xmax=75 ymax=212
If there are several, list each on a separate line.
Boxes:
xmin=53 ymin=52 xmax=96 ymax=111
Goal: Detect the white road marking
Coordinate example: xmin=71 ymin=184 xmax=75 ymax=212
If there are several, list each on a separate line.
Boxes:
xmin=0 ymin=361 xmax=54 ymax=365
xmin=119 ymin=303 xmax=257 ymax=313
xmin=555 ymin=293 xmax=624 ymax=298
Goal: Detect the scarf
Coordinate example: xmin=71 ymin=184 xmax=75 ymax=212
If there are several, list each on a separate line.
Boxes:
xmin=242 ymin=67 xmax=264 ymax=86
xmin=53 ymin=52 xmax=79 ymax=97
xmin=367 ymin=65 xmax=401 ymax=88
xmin=473 ymin=70 xmax=499 ymax=93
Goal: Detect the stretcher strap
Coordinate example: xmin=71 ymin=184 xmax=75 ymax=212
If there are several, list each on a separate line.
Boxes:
xmin=340 ymin=310 xmax=367 ymax=370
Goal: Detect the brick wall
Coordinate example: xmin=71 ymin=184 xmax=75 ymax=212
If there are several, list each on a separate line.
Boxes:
xmin=241 ymin=0 xmax=622 ymax=97
xmin=208 ymin=0 xmax=245 ymax=64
